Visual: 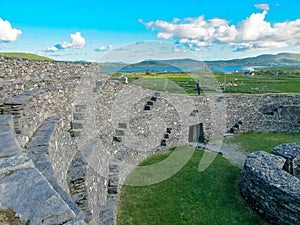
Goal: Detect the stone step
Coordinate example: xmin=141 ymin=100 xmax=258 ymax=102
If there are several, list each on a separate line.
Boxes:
xmin=75 ymin=105 xmax=87 ymax=112
xmin=151 ymin=96 xmax=157 ymax=101
xmin=72 ymin=122 xmax=84 ymax=130
xmin=115 ymin=129 xmax=125 ymax=136
xmin=67 ymin=152 xmax=91 ymax=222
xmin=144 ymin=105 xmax=151 ymax=110
xmin=0 ymin=167 xmax=77 ymax=225
xmin=0 ymin=114 xmax=22 ymax=158
xmin=0 ymin=116 xmax=77 ymax=225
xmin=161 ymin=139 xmax=167 ymax=146
xmin=146 ymin=101 xmax=153 ymax=106
xmin=73 ymin=112 xmax=85 ymax=120
xmin=25 ymin=117 xmax=81 ymax=216
xmin=112 ymin=136 xmax=122 ymax=142
xmin=154 ymin=92 xmax=161 ymax=97
xmin=0 ymin=152 xmax=33 ymax=175
xmin=118 ymin=122 xmax=127 ymax=129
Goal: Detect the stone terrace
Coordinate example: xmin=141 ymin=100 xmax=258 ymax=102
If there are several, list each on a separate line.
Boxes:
xmin=0 ymin=56 xmax=299 ymax=224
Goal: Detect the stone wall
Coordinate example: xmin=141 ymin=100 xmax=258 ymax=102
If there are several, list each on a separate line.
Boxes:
xmin=272 ymin=143 xmax=300 ymax=176
xmin=0 ymin=57 xmax=100 ymax=224
xmin=0 ymin=114 xmax=87 ymax=225
xmin=224 ymin=94 xmax=300 ymax=134
xmin=239 ymin=147 xmax=300 ymax=225
xmin=0 ymin=56 xmax=300 ymax=225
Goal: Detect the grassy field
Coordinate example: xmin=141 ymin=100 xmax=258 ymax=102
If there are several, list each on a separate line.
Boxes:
xmin=218 ymin=69 xmax=300 ymax=94
xmin=110 ymin=67 xmax=300 ymax=94
xmin=117 ymin=132 xmax=300 ymax=225
xmin=117 ymin=148 xmax=267 ymax=225
xmin=224 ymin=132 xmax=300 ymax=154
xmin=0 ymin=52 xmax=54 ymax=61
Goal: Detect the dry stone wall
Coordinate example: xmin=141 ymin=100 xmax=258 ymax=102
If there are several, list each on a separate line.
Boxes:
xmin=0 ymin=57 xmax=99 ymax=224
xmin=224 ymin=94 xmax=300 ymax=134
xmin=239 ymin=146 xmax=300 ymax=225
xmin=0 ymin=56 xmax=299 ymax=225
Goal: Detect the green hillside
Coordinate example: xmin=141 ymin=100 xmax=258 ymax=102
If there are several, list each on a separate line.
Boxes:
xmin=207 ymin=53 xmax=300 ymax=65
xmin=0 ymin=52 xmax=54 ymax=61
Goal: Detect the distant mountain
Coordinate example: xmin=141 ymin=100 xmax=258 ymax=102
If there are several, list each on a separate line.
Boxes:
xmin=140 ymin=58 xmax=201 ymax=65
xmin=206 ymin=53 xmax=300 ymax=65
xmin=99 ymin=53 xmax=300 ymax=68
xmin=129 ymin=53 xmax=300 ymax=67
xmin=124 ymin=58 xmax=203 ymax=68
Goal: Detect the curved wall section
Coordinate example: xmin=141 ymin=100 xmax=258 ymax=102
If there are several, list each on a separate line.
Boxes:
xmin=239 ymin=149 xmax=300 ymax=225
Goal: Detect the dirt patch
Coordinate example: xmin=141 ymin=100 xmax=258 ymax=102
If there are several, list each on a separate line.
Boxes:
xmin=0 ymin=208 xmax=29 ymax=225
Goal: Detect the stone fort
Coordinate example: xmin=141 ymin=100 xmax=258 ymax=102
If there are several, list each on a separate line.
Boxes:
xmin=0 ymin=56 xmax=299 ymax=225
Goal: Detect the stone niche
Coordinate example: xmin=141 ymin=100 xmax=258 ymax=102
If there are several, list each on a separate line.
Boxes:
xmin=239 ymin=143 xmax=300 ymax=225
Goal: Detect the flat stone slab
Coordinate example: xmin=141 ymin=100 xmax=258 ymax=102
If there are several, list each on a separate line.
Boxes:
xmin=64 ymin=219 xmax=88 ymax=225
xmin=0 ymin=115 xmax=22 ymax=158
xmin=25 ymin=117 xmax=59 ymax=149
xmin=0 ymin=167 xmax=76 ymax=225
xmin=0 ymin=152 xmax=33 ymax=175
xmin=0 ymin=133 xmax=22 ymax=157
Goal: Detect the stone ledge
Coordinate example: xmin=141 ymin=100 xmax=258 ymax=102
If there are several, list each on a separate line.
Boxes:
xmin=0 ymin=167 xmax=76 ymax=225
xmin=0 ymin=115 xmax=22 ymax=158
xmin=0 ymin=153 xmax=33 ymax=175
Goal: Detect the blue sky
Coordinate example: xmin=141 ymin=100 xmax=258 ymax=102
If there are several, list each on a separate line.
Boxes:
xmin=0 ymin=0 xmax=300 ymax=62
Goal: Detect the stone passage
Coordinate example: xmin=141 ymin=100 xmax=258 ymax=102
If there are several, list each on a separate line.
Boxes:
xmin=188 ymin=123 xmax=205 ymax=143
xmin=239 ymin=144 xmax=300 ymax=225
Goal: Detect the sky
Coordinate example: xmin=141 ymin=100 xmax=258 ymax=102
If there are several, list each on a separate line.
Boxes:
xmin=0 ymin=0 xmax=300 ymax=62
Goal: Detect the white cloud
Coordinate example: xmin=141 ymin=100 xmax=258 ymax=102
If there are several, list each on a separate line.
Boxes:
xmin=44 ymin=46 xmax=58 ymax=52
xmin=140 ymin=7 xmax=300 ymax=52
xmin=44 ymin=32 xmax=85 ymax=52
xmin=70 ymin=32 xmax=85 ymax=48
xmin=0 ymin=17 xmax=22 ymax=42
xmin=57 ymin=41 xmax=73 ymax=49
xmin=239 ymin=10 xmax=272 ymax=41
xmin=254 ymin=4 xmax=270 ymax=11
xmin=95 ymin=44 xmax=114 ymax=52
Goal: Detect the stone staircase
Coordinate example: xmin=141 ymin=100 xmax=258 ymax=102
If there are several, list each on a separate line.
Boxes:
xmin=112 ymin=122 xmax=127 ymax=143
xmin=0 ymin=114 xmax=87 ymax=225
xmin=25 ymin=117 xmax=81 ymax=217
xmin=71 ymin=104 xmax=87 ymax=138
xmin=144 ymin=92 xmax=160 ymax=110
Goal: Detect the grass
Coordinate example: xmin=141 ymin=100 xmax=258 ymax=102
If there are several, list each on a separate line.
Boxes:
xmin=112 ymin=71 xmax=222 ymax=95
xmin=224 ymin=132 xmax=300 ymax=154
xmin=117 ymin=148 xmax=267 ymax=225
xmin=117 ymin=132 xmax=300 ymax=224
xmin=0 ymin=52 xmax=54 ymax=61
xmin=215 ymin=68 xmax=300 ymax=93
xmin=219 ymin=73 xmax=300 ymax=94
xmin=109 ymin=68 xmax=300 ymax=94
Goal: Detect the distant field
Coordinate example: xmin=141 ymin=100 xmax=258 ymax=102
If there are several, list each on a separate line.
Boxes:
xmin=218 ymin=68 xmax=300 ymax=94
xmin=110 ymin=67 xmax=300 ymax=94
xmin=0 ymin=52 xmax=54 ymax=61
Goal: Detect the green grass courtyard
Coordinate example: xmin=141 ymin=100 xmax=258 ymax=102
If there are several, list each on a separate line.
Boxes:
xmin=117 ymin=132 xmax=300 ymax=225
